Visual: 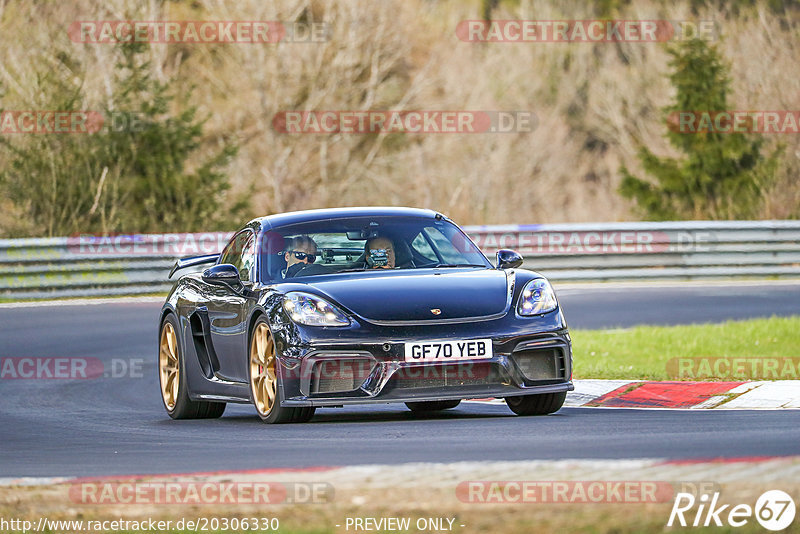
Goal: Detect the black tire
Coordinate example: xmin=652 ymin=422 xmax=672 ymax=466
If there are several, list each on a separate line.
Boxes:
xmin=249 ymin=316 xmax=316 ymax=424
xmin=505 ymin=392 xmax=566 ymax=416
xmin=405 ymin=400 xmax=461 ymax=412
xmin=292 ymin=406 xmax=317 ymax=423
xmin=158 ymin=314 xmax=226 ymax=419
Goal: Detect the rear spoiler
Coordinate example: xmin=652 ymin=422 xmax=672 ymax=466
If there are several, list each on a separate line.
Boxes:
xmin=169 ymin=254 xmax=219 ymax=278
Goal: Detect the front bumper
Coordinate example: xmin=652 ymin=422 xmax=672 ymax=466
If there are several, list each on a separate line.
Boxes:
xmin=273 ymin=312 xmax=573 ymax=407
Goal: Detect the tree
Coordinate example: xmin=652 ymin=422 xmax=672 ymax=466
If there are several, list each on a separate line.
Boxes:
xmin=619 ymin=38 xmax=780 ymax=220
xmin=100 ymin=41 xmax=242 ymax=233
xmin=0 ymin=42 xmax=243 ymax=236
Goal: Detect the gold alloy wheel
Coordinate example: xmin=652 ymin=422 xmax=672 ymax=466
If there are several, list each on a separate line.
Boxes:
xmin=250 ymin=322 xmax=277 ymax=416
xmin=159 ymin=322 xmax=180 ymax=410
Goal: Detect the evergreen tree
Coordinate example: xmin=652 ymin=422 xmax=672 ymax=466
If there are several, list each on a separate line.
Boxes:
xmin=619 ymin=38 xmax=780 ymax=220
xmin=102 ymin=42 xmax=242 ymax=233
xmin=0 ymin=42 xmax=242 ymax=236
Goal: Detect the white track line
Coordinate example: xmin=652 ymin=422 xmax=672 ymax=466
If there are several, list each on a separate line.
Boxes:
xmin=0 ymin=296 xmax=164 ymax=308
xmin=468 ymin=380 xmax=800 ymax=410
xmin=553 ymin=279 xmax=800 ymax=291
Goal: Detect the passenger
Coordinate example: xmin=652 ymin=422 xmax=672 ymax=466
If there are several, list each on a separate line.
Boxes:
xmin=364 ymin=236 xmax=395 ymax=269
xmin=282 ymin=235 xmax=318 ymax=278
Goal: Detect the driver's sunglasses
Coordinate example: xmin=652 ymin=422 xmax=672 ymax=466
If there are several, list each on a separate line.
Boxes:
xmin=288 ymin=250 xmax=316 ymax=263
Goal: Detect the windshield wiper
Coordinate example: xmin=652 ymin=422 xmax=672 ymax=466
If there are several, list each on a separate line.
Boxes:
xmin=336 ymin=264 xmax=486 ymax=272
xmin=427 ymin=263 xmax=486 ymax=268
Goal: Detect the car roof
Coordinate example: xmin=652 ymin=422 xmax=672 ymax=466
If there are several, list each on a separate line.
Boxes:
xmin=248 ymin=207 xmax=445 ymax=231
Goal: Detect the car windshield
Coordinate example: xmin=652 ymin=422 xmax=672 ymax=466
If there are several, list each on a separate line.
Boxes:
xmin=260 ymin=216 xmax=491 ymax=281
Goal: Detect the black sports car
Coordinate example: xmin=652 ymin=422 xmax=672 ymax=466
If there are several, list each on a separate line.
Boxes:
xmin=159 ymin=207 xmax=573 ymax=423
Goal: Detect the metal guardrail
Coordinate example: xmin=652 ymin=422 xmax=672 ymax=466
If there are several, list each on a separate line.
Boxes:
xmin=468 ymin=220 xmax=800 ymax=281
xmin=1 ymin=221 xmax=799 ymax=299
xmin=0 ymin=233 xmax=232 ymax=300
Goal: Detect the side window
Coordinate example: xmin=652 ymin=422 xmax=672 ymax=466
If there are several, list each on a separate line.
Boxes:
xmin=410 ymin=232 xmax=437 ymax=262
xmin=219 ymin=233 xmax=241 ymax=267
xmin=423 ymin=227 xmax=463 ymax=263
xmin=219 ymin=231 xmax=255 ymax=281
xmin=238 ymin=233 xmax=256 ymax=281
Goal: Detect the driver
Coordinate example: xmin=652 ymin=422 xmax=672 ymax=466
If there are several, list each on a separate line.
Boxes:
xmin=282 ymin=235 xmax=318 ymax=278
xmin=365 ymin=236 xmax=395 ymax=269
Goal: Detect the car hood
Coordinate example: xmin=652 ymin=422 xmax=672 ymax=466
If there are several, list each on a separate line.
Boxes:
xmin=307 ymin=268 xmax=512 ymax=323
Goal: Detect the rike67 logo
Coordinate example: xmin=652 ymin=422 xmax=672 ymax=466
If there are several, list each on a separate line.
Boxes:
xmin=668 ymin=490 xmax=796 ymax=531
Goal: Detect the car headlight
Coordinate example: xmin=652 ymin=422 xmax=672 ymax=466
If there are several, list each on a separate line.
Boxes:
xmin=282 ymin=292 xmax=350 ymax=326
xmin=517 ymin=278 xmax=558 ymax=316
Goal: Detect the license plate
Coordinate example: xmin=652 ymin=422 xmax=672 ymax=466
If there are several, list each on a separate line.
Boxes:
xmin=403 ymin=339 xmax=493 ymax=363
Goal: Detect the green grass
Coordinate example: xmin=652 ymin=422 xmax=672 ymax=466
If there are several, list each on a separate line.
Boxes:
xmin=572 ymin=316 xmax=800 ymax=380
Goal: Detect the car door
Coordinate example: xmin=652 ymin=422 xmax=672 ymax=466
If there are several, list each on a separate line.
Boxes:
xmin=203 ymin=229 xmax=256 ymax=383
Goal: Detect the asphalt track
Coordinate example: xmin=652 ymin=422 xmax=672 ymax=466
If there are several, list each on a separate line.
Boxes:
xmin=1 ymin=282 xmax=799 ymax=477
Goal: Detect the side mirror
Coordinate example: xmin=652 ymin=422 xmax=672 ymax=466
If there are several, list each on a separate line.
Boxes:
xmin=496 ymin=249 xmax=523 ymax=269
xmin=202 ymin=263 xmax=241 ymax=286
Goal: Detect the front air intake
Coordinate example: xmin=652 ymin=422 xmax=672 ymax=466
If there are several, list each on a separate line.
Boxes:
xmin=512 ymin=348 xmax=565 ymax=381
xmin=310 ymin=358 xmax=376 ymax=394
